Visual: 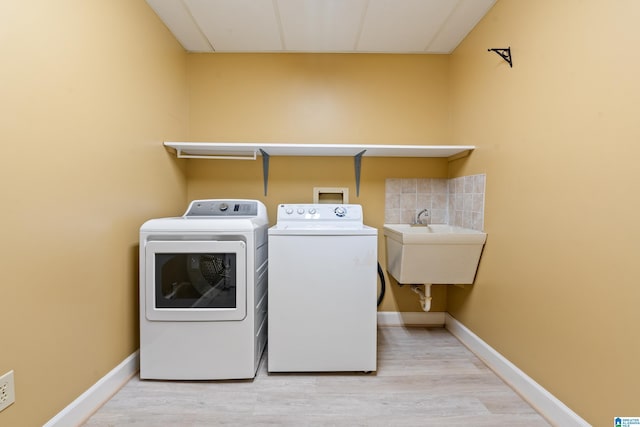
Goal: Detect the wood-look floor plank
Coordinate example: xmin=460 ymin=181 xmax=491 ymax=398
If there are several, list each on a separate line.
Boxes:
xmin=82 ymin=326 xmax=550 ymax=427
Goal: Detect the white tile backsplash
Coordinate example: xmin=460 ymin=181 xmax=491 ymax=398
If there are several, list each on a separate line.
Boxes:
xmin=385 ymin=174 xmax=486 ymax=231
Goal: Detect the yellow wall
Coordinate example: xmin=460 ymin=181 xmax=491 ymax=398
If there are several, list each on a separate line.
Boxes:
xmin=0 ymin=1 xmax=188 ymax=425
xmin=4 ymin=1 xmax=635 ymax=425
xmin=448 ymin=0 xmax=640 ymax=425
xmin=186 ymin=53 xmax=452 ymax=312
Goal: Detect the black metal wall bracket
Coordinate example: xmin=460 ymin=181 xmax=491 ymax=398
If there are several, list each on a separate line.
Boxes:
xmin=354 ymin=150 xmax=366 ymax=197
xmin=488 ymin=47 xmax=512 ymax=67
xmin=259 ymin=149 xmax=270 ymax=196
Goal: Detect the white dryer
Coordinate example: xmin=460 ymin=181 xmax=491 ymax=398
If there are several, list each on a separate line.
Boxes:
xmin=139 ymin=199 xmax=268 ymax=380
xmin=268 ymin=204 xmax=378 ymax=372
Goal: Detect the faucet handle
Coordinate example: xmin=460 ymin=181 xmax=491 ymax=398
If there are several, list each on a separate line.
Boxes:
xmin=416 ymin=208 xmax=430 ymax=225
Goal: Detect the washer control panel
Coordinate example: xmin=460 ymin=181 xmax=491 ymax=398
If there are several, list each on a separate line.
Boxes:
xmin=277 ymin=204 xmax=363 ymax=222
xmin=184 ymin=199 xmax=258 ymax=217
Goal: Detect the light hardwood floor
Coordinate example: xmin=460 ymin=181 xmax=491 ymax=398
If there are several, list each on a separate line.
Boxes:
xmin=83 ymin=326 xmax=550 ymax=426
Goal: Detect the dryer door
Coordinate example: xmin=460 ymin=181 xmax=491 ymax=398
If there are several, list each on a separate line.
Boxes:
xmin=145 ymin=240 xmax=246 ymax=321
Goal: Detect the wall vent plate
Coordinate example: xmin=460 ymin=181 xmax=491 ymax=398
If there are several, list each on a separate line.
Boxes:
xmin=313 ymin=187 xmax=349 ymax=204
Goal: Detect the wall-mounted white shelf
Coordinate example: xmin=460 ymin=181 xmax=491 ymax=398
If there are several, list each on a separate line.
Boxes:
xmin=164 ymin=142 xmax=474 ymax=160
xmin=164 ymin=142 xmax=475 ymax=196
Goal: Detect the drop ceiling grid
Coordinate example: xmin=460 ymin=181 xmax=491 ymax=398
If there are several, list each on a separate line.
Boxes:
xmin=145 ymin=0 xmax=497 ymax=53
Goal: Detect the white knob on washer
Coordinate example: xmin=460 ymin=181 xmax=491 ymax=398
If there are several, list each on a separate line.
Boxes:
xmin=297 ymin=208 xmax=305 ymax=215
xmin=309 ymin=208 xmax=317 ymax=215
xmin=285 ymin=208 xmax=294 ymax=215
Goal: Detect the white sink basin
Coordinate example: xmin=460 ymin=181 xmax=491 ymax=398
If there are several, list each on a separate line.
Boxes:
xmin=383 ymin=224 xmax=487 ymax=284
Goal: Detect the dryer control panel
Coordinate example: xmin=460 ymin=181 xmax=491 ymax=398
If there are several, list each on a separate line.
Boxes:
xmin=184 ymin=200 xmax=259 ymax=217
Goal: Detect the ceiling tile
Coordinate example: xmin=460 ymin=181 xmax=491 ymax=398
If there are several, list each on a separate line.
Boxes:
xmin=357 ymin=0 xmax=457 ymax=53
xmin=185 ymin=0 xmax=283 ymax=51
xmin=426 ymin=0 xmax=496 ymax=53
xmin=145 ymin=0 xmax=212 ymax=52
xmin=277 ymin=0 xmax=368 ymax=52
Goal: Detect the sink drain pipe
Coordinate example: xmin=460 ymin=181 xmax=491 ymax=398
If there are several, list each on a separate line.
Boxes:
xmin=410 ymin=284 xmax=432 ymax=312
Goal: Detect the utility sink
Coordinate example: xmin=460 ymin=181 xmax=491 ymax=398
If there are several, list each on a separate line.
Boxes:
xmin=383 ymin=224 xmax=487 ymax=284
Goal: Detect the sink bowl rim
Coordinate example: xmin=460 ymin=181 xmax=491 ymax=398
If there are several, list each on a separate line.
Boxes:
xmin=383 ymin=223 xmax=487 ymax=244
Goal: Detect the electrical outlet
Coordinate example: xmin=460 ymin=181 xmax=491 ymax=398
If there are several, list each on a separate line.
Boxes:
xmin=0 ymin=370 xmax=15 ymax=412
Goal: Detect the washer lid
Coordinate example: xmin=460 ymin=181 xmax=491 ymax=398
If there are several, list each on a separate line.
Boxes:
xmin=268 ymin=223 xmax=377 ymax=236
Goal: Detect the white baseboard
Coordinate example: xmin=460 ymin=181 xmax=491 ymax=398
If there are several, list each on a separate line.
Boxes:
xmin=377 ymin=311 xmax=445 ymax=326
xmin=444 ymin=314 xmax=590 ymax=427
xmin=43 ymin=351 xmax=139 ymax=427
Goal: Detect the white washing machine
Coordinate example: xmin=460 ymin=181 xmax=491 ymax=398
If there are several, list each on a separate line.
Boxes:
xmin=139 ymin=199 xmax=268 ymax=380
xmin=268 ymin=204 xmax=378 ymax=372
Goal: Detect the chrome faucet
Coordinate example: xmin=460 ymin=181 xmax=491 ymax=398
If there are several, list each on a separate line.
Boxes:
xmin=415 ymin=208 xmax=430 ymax=225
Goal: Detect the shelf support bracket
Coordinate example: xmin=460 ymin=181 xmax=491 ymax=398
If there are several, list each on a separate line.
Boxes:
xmin=354 ymin=150 xmax=366 ymax=197
xmin=259 ymin=149 xmax=270 ymax=196
xmin=488 ymin=47 xmax=512 ymax=67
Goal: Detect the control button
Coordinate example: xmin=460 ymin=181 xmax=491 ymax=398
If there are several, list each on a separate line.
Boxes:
xmin=219 ymin=203 xmax=229 ymax=211
xmin=285 ymin=208 xmax=294 ymax=215
xmin=334 ymin=206 xmax=347 ymax=217
xmin=309 ymin=208 xmax=317 ymax=215
xmin=297 ymin=208 xmax=305 ymax=215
